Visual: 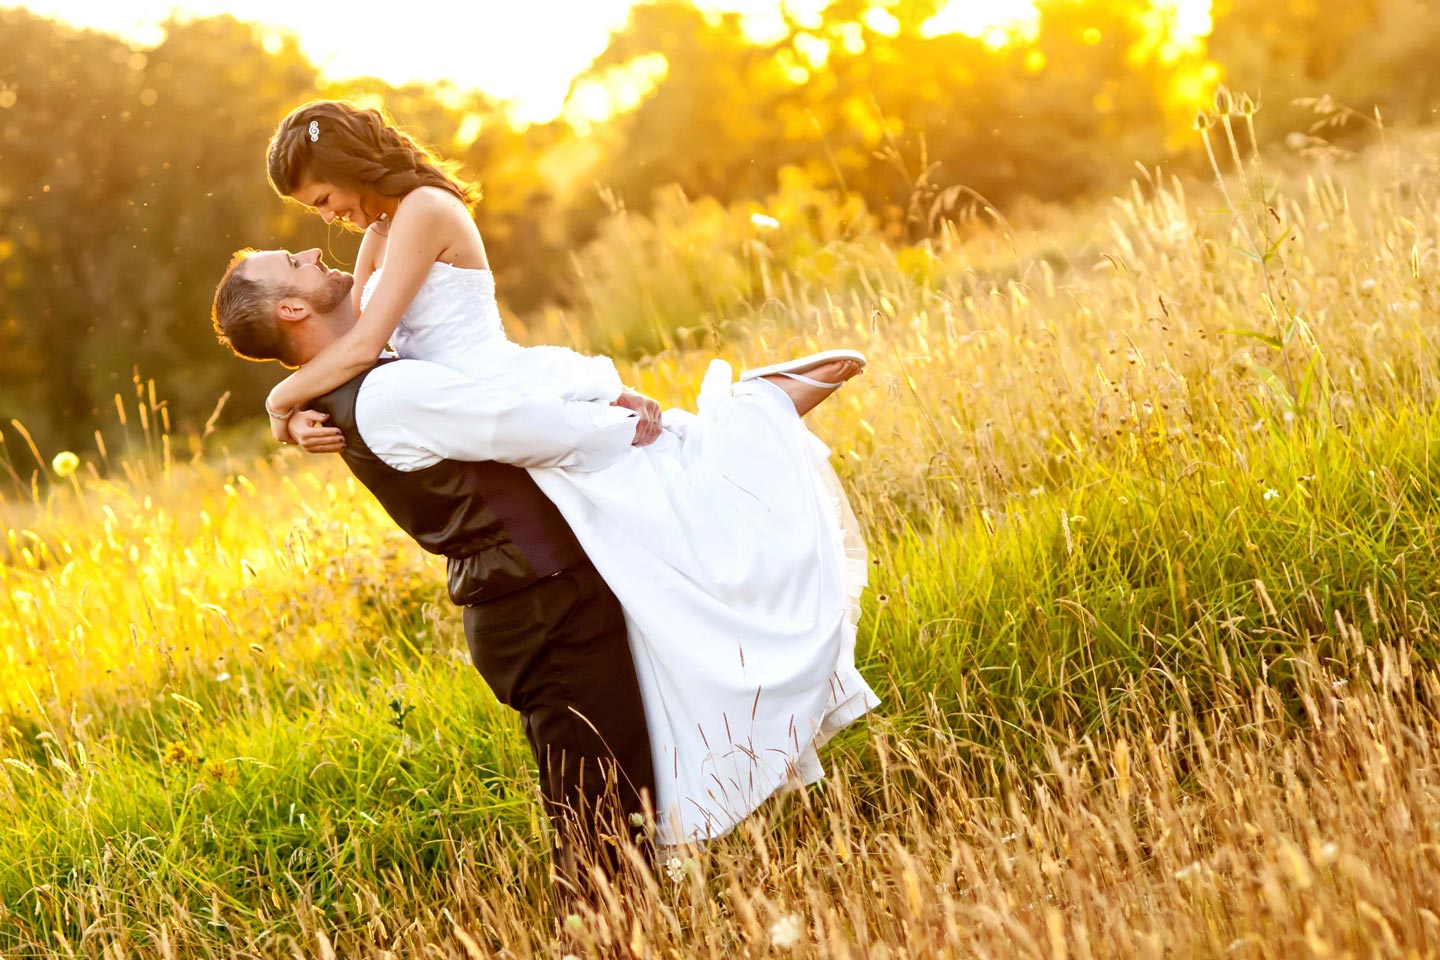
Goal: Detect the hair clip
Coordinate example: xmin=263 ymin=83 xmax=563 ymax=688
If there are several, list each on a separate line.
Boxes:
xmin=307 ymin=120 xmax=319 ymax=142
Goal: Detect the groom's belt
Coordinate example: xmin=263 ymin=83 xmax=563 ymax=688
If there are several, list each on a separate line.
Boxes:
xmin=443 ymin=518 xmax=586 ymax=607
xmin=447 ymin=544 xmax=557 ymax=606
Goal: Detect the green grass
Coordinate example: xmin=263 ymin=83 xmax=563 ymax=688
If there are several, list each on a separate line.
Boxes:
xmin=3 ymin=114 xmax=1440 ymax=956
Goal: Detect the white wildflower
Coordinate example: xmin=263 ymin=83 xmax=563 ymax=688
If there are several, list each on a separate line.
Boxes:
xmin=1359 ymin=278 xmax=1377 ymax=293
xmin=1263 ymin=488 xmax=1279 ymax=501
xmin=1174 ymin=861 xmax=1204 ymax=881
xmin=769 ymin=914 xmax=803 ymax=950
xmin=664 ymin=856 xmax=685 ymax=883
xmin=214 ymin=672 xmax=230 ymax=682
xmin=750 ymin=212 xmax=781 ymax=230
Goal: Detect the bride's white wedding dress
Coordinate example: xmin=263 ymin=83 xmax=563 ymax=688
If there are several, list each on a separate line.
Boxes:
xmin=364 ymin=261 xmax=879 ymax=844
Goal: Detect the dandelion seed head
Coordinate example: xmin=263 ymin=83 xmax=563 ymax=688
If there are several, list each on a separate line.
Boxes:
xmin=51 ymin=451 xmax=79 ymax=478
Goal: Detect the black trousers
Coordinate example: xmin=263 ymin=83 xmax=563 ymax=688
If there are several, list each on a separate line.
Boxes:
xmin=462 ymin=557 xmax=656 ymax=902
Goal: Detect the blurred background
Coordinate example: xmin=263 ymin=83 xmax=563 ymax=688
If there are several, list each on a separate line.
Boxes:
xmin=0 ymin=0 xmax=1435 ymax=453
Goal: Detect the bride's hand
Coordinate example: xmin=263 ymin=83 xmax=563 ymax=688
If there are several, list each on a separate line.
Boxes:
xmin=289 ymin=410 xmax=346 ymax=454
xmin=613 ymin=389 xmax=662 ymax=446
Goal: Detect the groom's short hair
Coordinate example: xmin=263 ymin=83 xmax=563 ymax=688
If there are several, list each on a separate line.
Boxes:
xmin=212 ymin=249 xmax=299 ymax=365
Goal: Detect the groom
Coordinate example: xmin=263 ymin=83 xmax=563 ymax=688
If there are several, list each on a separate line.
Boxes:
xmin=210 ymin=247 xmax=658 ymax=899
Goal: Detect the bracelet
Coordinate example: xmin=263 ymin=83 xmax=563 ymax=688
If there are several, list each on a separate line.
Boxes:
xmin=265 ymin=400 xmax=295 ymax=421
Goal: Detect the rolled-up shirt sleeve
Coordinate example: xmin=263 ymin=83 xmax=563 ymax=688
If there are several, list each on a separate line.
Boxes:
xmin=354 ymin=360 xmax=638 ymax=473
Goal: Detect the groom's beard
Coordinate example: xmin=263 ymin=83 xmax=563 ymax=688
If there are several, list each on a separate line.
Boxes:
xmin=308 ymin=271 xmax=354 ymax=314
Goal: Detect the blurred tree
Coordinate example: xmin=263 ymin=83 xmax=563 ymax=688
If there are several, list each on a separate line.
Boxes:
xmin=0 ymin=10 xmax=320 ymax=455
xmin=574 ymin=0 xmax=1211 ymax=238
xmin=1 ymin=10 xmax=140 ymax=448
xmin=1209 ymin=0 xmax=1440 ymax=137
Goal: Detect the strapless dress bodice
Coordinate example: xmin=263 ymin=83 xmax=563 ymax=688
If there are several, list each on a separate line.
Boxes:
xmin=362 ymin=261 xmax=512 ymax=377
xmin=360 ymin=260 xmax=624 ymax=403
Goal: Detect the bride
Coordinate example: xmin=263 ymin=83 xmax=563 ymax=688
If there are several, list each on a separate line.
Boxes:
xmin=260 ymin=99 xmax=878 ymax=845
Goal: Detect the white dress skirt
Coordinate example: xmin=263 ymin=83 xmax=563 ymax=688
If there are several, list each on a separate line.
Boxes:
xmin=365 ymin=262 xmax=879 ymax=844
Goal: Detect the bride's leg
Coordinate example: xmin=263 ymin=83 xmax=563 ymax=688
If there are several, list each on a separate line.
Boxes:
xmin=760 ymin=359 xmax=865 ymax=417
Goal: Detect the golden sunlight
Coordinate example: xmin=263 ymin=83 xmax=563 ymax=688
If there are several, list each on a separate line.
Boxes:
xmin=13 ymin=0 xmax=1214 ymax=126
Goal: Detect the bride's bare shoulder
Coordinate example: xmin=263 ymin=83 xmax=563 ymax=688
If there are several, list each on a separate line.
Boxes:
xmin=396 ymin=185 xmax=470 ymax=219
xmin=393 ymin=186 xmax=486 ymax=267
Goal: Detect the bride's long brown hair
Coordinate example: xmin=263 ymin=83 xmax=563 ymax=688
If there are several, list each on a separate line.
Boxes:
xmin=267 ymin=100 xmax=479 ymax=218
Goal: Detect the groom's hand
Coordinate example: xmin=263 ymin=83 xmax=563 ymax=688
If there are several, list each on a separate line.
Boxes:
xmin=612 ymin=389 xmax=662 ymax=446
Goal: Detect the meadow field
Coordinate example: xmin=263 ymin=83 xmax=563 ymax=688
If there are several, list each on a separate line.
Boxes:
xmin=4 ymin=109 xmax=1440 ymax=957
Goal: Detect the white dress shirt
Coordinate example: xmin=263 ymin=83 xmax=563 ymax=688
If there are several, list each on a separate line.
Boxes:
xmin=352 ymin=359 xmax=639 ymax=473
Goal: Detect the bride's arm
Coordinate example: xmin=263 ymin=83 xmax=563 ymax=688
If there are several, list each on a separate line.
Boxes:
xmin=274 ymin=230 xmax=383 ymax=450
xmin=361 ymin=360 xmax=642 ymax=472
xmin=266 ymin=190 xmax=460 ymax=420
xmin=350 ymin=226 xmax=380 ymax=318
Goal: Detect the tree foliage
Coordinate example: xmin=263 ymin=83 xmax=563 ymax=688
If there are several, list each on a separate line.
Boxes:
xmin=0 ymin=1 xmax=1434 ymax=453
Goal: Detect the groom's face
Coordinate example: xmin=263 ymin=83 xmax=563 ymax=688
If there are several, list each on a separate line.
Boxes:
xmin=244 ymin=248 xmax=354 ymax=315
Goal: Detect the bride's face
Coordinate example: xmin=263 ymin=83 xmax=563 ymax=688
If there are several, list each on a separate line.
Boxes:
xmin=289 ymin=178 xmax=383 ymax=231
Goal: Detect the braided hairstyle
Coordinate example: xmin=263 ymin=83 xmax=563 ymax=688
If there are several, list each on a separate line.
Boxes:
xmin=267 ymin=100 xmax=479 ymax=218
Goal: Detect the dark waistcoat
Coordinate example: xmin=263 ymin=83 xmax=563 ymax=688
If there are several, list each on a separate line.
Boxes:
xmin=309 ymin=362 xmax=587 ymax=605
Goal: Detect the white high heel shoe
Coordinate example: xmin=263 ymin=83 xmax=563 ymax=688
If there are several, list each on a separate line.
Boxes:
xmin=739 ymin=349 xmax=867 ymax=389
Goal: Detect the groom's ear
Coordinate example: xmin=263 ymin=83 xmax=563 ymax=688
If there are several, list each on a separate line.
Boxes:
xmin=275 ymin=297 xmax=312 ymax=323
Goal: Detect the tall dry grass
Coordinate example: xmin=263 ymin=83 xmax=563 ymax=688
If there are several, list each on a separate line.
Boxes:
xmin=3 ymin=102 xmax=1440 ymax=956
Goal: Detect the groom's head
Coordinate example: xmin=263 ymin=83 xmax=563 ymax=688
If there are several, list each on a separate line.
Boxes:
xmin=211 ymin=248 xmax=355 ymax=366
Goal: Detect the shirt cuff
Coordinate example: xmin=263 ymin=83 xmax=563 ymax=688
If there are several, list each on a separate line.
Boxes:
xmin=589 ymin=357 xmax=625 ymax=404
xmin=573 ymin=403 xmax=638 ymax=471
